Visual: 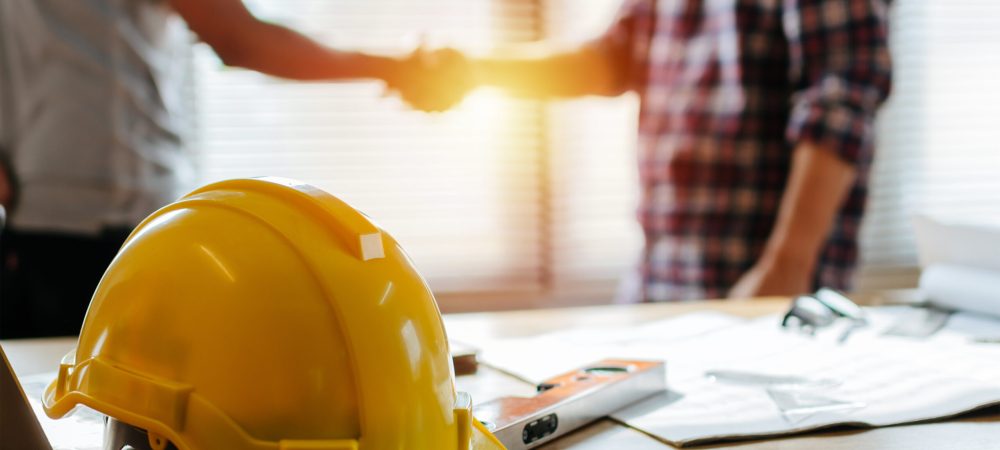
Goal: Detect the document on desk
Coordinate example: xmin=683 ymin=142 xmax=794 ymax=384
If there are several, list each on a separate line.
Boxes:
xmin=465 ymin=308 xmax=1000 ymax=446
xmin=20 ymin=373 xmax=104 ymax=450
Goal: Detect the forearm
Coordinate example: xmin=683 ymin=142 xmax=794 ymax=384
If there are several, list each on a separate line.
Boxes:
xmin=170 ymin=0 xmax=401 ymax=82
xmin=760 ymin=141 xmax=857 ymax=274
xmin=769 ymin=0 xmax=886 ymax=266
xmin=215 ymin=21 xmax=400 ymax=82
xmin=471 ymin=43 xmax=627 ymax=98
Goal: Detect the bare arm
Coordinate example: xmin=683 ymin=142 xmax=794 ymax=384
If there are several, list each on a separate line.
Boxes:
xmin=469 ymin=1 xmax=639 ymax=99
xmin=769 ymin=144 xmax=857 ymax=270
xmin=729 ymin=142 xmax=856 ymax=298
xmin=728 ymin=0 xmax=891 ymax=298
xmin=471 ymin=42 xmax=630 ymax=98
xmin=168 ymin=0 xmax=401 ymax=82
xmin=397 ymin=2 xmax=641 ymax=109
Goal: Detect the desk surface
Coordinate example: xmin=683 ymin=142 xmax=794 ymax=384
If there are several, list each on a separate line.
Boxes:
xmin=5 ymin=299 xmax=999 ymax=450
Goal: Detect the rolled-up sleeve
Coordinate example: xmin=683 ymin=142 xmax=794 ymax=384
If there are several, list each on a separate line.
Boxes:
xmin=784 ymin=0 xmax=893 ymax=165
xmin=592 ymin=0 xmax=656 ymax=93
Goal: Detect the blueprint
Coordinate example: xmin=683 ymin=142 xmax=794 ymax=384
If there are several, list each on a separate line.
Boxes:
xmin=462 ymin=308 xmax=1000 ymax=446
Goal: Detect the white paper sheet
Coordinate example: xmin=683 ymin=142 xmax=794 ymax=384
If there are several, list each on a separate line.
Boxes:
xmin=21 ymin=373 xmax=104 ymax=450
xmin=456 ymin=312 xmax=742 ymax=383
xmin=464 ymin=308 xmax=1000 ymax=446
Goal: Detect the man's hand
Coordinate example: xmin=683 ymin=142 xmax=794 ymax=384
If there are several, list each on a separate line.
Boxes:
xmin=728 ymin=252 xmax=813 ymax=299
xmin=389 ymin=47 xmax=474 ymax=113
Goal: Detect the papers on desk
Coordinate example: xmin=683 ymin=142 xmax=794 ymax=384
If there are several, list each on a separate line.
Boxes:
xmin=20 ymin=373 xmax=104 ymax=450
xmin=462 ymin=308 xmax=1000 ymax=447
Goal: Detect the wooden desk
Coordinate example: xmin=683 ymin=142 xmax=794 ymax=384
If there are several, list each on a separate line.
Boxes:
xmin=5 ymin=299 xmax=999 ymax=449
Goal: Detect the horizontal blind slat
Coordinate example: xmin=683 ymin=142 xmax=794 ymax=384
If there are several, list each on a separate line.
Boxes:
xmin=195 ymin=0 xmax=543 ymax=293
xmin=858 ymin=0 xmax=1000 ymax=288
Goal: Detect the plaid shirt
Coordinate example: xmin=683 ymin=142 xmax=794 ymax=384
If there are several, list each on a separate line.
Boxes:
xmin=600 ymin=0 xmax=892 ymax=301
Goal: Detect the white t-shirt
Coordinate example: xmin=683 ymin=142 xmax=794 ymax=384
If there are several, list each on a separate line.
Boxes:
xmin=0 ymin=0 xmax=193 ymax=234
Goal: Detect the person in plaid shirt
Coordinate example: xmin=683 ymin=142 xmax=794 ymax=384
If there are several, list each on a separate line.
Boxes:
xmin=404 ymin=0 xmax=892 ymax=301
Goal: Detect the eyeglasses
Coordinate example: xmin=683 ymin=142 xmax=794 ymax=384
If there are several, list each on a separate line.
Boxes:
xmin=781 ymin=288 xmax=868 ymax=342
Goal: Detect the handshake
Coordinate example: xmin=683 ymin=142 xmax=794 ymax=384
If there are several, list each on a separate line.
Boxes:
xmin=384 ymin=47 xmax=478 ymax=113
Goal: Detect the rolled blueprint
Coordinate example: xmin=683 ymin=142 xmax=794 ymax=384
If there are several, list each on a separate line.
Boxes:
xmin=920 ymin=264 xmax=1000 ymax=318
xmin=915 ymin=216 xmax=1000 ymax=272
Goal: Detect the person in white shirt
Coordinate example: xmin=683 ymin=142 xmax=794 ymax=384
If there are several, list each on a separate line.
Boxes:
xmin=0 ymin=0 xmax=468 ymax=338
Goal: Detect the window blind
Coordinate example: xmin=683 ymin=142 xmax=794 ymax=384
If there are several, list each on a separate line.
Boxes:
xmin=194 ymin=0 xmax=545 ymax=294
xmin=191 ymin=0 xmax=983 ymax=304
xmin=857 ymin=0 xmax=1000 ymax=289
xmin=542 ymin=0 xmax=643 ymax=297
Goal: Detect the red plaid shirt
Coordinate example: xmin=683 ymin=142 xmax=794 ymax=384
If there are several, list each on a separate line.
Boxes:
xmin=601 ymin=0 xmax=892 ymax=301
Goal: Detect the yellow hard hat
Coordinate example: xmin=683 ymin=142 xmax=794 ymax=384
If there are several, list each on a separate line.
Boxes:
xmin=43 ymin=178 xmax=505 ymax=450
